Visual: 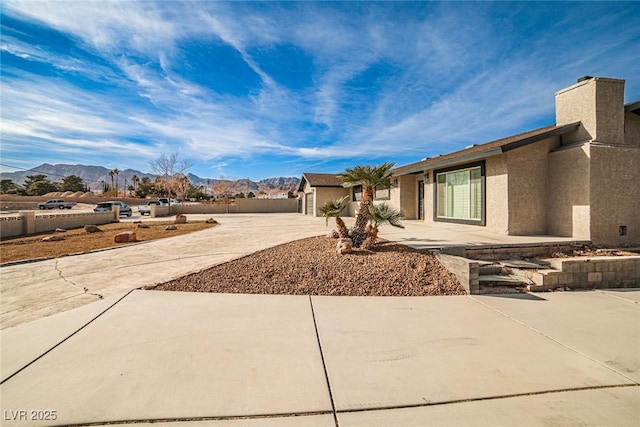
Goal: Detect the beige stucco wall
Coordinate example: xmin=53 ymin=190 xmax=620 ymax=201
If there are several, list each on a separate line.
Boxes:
xmin=506 ymin=138 xmax=557 ymax=235
xmin=589 ymin=144 xmax=640 ymax=245
xmin=484 ymin=156 xmax=509 ymax=234
xmin=547 ymin=144 xmax=591 ymax=238
xmin=393 ymin=174 xmax=419 ymax=220
xmin=313 ymin=187 xmax=350 ymax=217
xmin=556 ymin=77 xmax=625 ymax=144
xmin=625 ymin=112 xmax=640 ymax=146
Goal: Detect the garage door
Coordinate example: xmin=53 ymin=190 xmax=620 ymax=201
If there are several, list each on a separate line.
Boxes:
xmin=305 ymin=192 xmax=314 ymax=215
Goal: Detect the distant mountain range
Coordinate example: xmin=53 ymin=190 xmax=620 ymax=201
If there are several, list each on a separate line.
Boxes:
xmin=0 ymin=164 xmax=301 ymax=195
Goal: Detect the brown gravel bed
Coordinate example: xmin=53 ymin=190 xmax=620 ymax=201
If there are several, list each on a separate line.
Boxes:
xmin=157 ymin=236 xmax=466 ymax=296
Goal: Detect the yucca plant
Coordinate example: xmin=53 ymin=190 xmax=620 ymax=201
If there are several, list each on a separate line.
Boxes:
xmin=319 ymin=195 xmax=350 ymax=238
xmin=361 ymin=202 xmax=404 ymax=250
xmin=337 ymin=162 xmax=395 ymax=247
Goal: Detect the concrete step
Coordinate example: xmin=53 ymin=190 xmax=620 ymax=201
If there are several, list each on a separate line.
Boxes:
xmin=479 ymin=274 xmax=533 ymax=286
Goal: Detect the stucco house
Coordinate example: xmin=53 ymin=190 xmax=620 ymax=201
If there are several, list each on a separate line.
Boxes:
xmin=390 ymin=76 xmax=639 ymax=246
xmin=300 ymin=77 xmax=639 ymax=246
xmin=297 ymin=173 xmax=349 ymax=216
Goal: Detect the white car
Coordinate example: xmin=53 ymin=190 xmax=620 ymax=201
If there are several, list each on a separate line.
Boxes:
xmin=94 ymin=201 xmax=132 ymax=216
xmin=138 ymin=201 xmax=159 ymax=216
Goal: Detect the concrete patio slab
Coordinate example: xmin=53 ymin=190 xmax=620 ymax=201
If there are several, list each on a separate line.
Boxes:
xmin=0 ymin=292 xmax=129 ymax=382
xmin=381 ymin=220 xmax=578 ymax=250
xmin=310 ymin=295 xmax=635 ymax=412
xmin=472 ymin=291 xmax=640 ymax=383
xmin=337 ymin=386 xmax=640 ymax=426
xmin=0 ymin=291 xmax=332 ymax=426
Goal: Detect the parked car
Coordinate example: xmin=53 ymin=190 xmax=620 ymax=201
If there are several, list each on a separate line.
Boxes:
xmin=37 ymin=199 xmax=77 ymax=210
xmin=157 ymin=198 xmax=179 ymax=206
xmin=93 ymin=201 xmax=132 ymax=217
xmin=138 ymin=201 xmax=159 ymax=216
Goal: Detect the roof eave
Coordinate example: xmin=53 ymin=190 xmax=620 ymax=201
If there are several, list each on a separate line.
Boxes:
xmin=625 ymin=100 xmax=640 ymax=116
xmin=393 ymin=122 xmax=581 ymax=176
xmin=393 ymin=148 xmax=503 ymax=176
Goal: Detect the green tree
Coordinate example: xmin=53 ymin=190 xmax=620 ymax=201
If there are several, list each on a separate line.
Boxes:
xmin=24 ymin=174 xmax=59 ymax=196
xmin=319 ymin=195 xmax=350 ymax=238
xmin=337 ymin=162 xmax=395 ymax=247
xmin=61 ymin=175 xmax=85 ymax=192
xmin=0 ymin=179 xmax=20 ymax=194
xmin=135 ymin=176 xmax=154 ymax=198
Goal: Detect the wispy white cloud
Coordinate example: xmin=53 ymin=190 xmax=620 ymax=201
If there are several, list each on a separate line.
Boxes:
xmin=1 ymin=1 xmax=639 ymax=179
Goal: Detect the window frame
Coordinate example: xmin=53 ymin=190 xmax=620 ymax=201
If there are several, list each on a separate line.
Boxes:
xmin=433 ymin=161 xmax=486 ymax=226
xmin=352 ymin=185 xmax=363 ymax=202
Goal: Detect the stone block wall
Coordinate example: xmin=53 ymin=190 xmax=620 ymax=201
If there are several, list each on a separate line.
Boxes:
xmin=434 ymin=252 xmax=479 ymax=294
xmin=531 ymin=256 xmax=640 ymax=290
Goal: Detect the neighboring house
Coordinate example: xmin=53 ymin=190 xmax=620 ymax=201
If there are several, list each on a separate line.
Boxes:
xmin=390 ymin=77 xmax=639 ymax=245
xmin=298 ymin=173 xmax=395 ymax=217
xmin=298 ymin=173 xmax=349 ymax=216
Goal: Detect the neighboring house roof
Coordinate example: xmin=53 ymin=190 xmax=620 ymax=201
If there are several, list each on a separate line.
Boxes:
xmin=625 ymin=100 xmax=640 ymax=116
xmin=297 ymin=173 xmax=343 ymax=192
xmin=392 ymin=122 xmax=581 ymax=176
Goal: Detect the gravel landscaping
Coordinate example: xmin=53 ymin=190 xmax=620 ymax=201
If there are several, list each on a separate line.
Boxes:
xmin=157 ymin=236 xmax=466 ymax=296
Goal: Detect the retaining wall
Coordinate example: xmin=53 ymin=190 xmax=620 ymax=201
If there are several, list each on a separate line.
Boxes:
xmin=530 ymin=256 xmax=640 ymax=290
xmin=434 ymin=252 xmax=480 ymax=294
xmin=0 ymin=211 xmax=116 ymax=238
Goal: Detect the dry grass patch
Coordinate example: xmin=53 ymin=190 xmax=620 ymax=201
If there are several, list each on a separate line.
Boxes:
xmin=0 ymin=221 xmax=215 ymax=264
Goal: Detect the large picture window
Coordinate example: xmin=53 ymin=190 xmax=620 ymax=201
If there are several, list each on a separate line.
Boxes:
xmin=435 ymin=163 xmax=484 ymax=225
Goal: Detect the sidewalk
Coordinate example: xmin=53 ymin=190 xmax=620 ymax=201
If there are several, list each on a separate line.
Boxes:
xmin=1 ymin=289 xmax=638 ymax=426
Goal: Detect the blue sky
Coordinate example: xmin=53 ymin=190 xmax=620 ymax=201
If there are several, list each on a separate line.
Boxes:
xmin=1 ymin=1 xmax=639 ymax=181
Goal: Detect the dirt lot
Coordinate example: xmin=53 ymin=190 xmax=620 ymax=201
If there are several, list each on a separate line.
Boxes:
xmin=0 ymin=221 xmax=215 ymax=264
xmin=158 ymin=236 xmax=466 ymax=296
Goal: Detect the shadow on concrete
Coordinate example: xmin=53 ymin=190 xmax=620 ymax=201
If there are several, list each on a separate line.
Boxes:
xmin=479 ymin=293 xmax=547 ymax=301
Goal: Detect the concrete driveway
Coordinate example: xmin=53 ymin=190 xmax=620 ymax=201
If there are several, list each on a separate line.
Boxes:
xmin=1 ymin=214 xmax=341 ymax=328
xmin=1 ymin=289 xmax=638 ymax=426
xmin=1 ymin=213 xmax=639 ymax=425
xmin=1 ymin=213 xmax=579 ymax=329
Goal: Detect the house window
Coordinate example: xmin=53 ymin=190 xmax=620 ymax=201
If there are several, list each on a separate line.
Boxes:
xmin=352 ymin=184 xmax=389 ymax=201
xmin=352 ymin=185 xmax=362 ymax=201
xmin=375 ymin=185 xmax=390 ymax=200
xmin=434 ymin=163 xmax=484 ymax=225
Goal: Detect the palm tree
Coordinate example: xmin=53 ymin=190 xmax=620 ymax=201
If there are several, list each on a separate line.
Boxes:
xmin=131 ymin=175 xmax=139 ymax=195
xmin=361 ymin=202 xmax=404 ymax=250
xmin=112 ymin=169 xmax=120 ymax=196
xmin=337 ymin=162 xmax=395 ymax=247
xmin=108 ymin=170 xmax=115 ymax=195
xmin=319 ymin=195 xmax=350 ymax=238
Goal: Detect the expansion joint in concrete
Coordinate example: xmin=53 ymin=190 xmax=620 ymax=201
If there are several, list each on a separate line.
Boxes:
xmin=308 ymin=295 xmax=340 ymax=427
xmin=0 ymin=289 xmax=134 ymax=385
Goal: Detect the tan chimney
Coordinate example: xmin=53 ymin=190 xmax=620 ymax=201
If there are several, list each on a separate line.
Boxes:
xmin=556 ymin=77 xmax=625 ymax=144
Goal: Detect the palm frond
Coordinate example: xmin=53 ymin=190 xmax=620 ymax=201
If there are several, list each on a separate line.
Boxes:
xmin=337 ymin=162 xmax=396 ymax=188
xmin=319 ymin=195 xmax=350 ymax=225
xmin=367 ymin=202 xmax=405 ymax=229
